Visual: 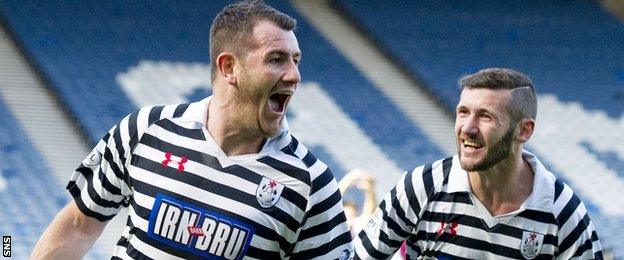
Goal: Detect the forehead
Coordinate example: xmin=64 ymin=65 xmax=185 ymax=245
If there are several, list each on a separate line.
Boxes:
xmin=457 ymin=88 xmax=511 ymax=111
xmin=250 ymin=20 xmax=300 ymax=54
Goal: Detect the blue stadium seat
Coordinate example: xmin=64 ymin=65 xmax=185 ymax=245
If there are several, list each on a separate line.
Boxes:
xmin=332 ymin=0 xmax=624 ymax=118
xmin=0 ymin=97 xmax=105 ymax=258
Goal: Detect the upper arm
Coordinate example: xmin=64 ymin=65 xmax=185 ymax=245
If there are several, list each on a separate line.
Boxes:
xmin=289 ymin=165 xmax=352 ymax=259
xmin=354 ymin=170 xmax=423 ymax=259
xmin=30 ymin=201 xmax=109 ymax=259
xmin=554 ymin=184 xmax=603 ymax=259
xmin=62 ymin=201 xmax=109 ymax=236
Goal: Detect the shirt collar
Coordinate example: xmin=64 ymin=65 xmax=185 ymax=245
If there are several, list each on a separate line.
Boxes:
xmin=446 ymin=150 xmax=555 ymax=212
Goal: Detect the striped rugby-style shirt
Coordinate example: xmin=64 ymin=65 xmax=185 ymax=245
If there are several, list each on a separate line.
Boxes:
xmin=67 ymin=97 xmax=353 ymax=259
xmin=354 ymin=150 xmax=603 ymax=259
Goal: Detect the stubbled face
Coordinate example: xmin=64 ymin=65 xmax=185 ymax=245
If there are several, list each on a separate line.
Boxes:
xmin=235 ymin=21 xmax=301 ymax=137
xmin=455 ymin=88 xmax=516 ymax=172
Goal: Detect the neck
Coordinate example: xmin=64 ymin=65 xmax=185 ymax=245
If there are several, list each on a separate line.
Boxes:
xmin=206 ymin=98 xmax=266 ymax=156
xmin=468 ymin=149 xmax=534 ymax=216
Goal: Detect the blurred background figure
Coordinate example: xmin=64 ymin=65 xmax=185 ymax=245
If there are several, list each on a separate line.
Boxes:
xmin=339 ymin=168 xmax=377 ymax=237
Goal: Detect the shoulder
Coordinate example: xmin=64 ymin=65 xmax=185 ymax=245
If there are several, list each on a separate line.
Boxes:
xmin=405 ymin=156 xmax=455 ymax=196
xmin=116 ymin=101 xmax=200 ymax=148
xmin=268 ymin=134 xmax=334 ymax=188
xmin=552 ymin=178 xmax=591 ymax=227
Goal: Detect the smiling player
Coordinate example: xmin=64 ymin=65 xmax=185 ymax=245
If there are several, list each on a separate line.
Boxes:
xmin=353 ymin=68 xmax=602 ymax=259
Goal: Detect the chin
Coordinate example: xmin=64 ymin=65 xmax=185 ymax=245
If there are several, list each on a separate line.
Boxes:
xmin=459 ymin=157 xmax=485 ymax=172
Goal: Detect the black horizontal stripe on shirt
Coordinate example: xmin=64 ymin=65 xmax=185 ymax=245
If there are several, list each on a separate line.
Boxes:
xmin=173 ymin=103 xmax=190 ymax=118
xmin=297 ymin=209 xmax=347 ymax=241
xmin=128 ymin=200 xmax=152 ymax=221
xmin=305 ymin=189 xmax=341 ymax=219
xmin=103 ymin=143 xmax=131 ymax=187
xmin=244 ymin=245 xmax=282 ymax=259
xmin=153 ymin=118 xmax=205 ymax=141
xmin=67 ymin=182 xmax=113 ymax=221
xmin=441 ymin=157 xmax=452 ymax=185
xmin=404 ymin=170 xmax=422 ymax=218
xmin=431 ymin=191 xmax=471 ymax=204
xmin=74 ymin=165 xmax=123 ymax=208
xmin=406 ymin=237 xmax=422 ymax=255
xmin=554 ymin=179 xmax=565 ymax=201
xmin=390 ymin=186 xmax=416 ymax=228
xmin=517 ymin=209 xmax=557 ymax=225
xmin=125 ymin=242 xmax=153 ymax=260
xmin=421 ymin=163 xmax=435 ymax=200
xmin=148 ymin=106 xmax=164 ymax=126
xmin=95 ymin=165 xmax=124 ymax=197
xmin=559 ymin=213 xmax=592 ymax=255
xmin=291 ymin=231 xmax=351 ymax=258
xmin=281 ymin=136 xmax=298 ymax=158
xmin=111 ymin=125 xmax=134 ymax=188
xmin=418 ymin=230 xmax=524 ymax=259
xmin=127 ymin=110 xmax=140 ymax=150
xmin=556 ymin=192 xmax=581 ymax=227
xmin=138 ymin=133 xmax=308 ymax=211
xmin=128 ymin=177 xmax=292 ymax=253
xmin=419 ymin=211 xmax=557 ymax=244
xmin=131 ymin=154 xmax=302 ymax=233
xmin=571 ymin=235 xmax=596 ymax=258
xmin=378 ymin=200 xmax=411 ymax=238
xmin=311 ymin=168 xmax=334 ymax=195
xmin=257 ymin=156 xmax=311 ymax=186
xmin=357 ymin=231 xmax=390 ymax=259
xmin=301 ymin=151 xmax=317 ymax=168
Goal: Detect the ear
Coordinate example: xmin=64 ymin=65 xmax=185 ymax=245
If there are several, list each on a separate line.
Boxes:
xmin=216 ymin=52 xmax=237 ymax=85
xmin=516 ymin=118 xmax=535 ymax=143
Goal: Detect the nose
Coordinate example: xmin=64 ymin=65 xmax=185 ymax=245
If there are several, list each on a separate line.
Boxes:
xmin=282 ymin=60 xmax=301 ymax=85
xmin=460 ymin=116 xmax=479 ymax=137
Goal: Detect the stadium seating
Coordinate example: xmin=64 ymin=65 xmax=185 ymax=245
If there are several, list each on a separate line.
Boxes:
xmin=332 ymin=0 xmax=624 ymax=118
xmin=0 ymin=97 xmax=106 ymax=258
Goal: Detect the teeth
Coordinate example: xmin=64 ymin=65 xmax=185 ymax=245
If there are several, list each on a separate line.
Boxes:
xmin=463 ymin=140 xmax=482 ymax=148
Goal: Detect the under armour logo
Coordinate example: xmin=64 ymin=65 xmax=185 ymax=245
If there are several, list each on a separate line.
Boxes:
xmin=162 ymin=152 xmax=188 ymax=172
xmin=437 ymin=220 xmax=459 ymax=236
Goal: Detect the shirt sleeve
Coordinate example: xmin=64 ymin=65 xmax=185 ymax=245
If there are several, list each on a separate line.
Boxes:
xmin=289 ymin=159 xmax=353 ymax=259
xmin=354 ymin=168 xmax=427 ymax=259
xmin=66 ymin=104 xmax=175 ymax=221
xmin=66 ymin=113 xmax=136 ymax=221
xmin=554 ymin=182 xmax=603 ymax=259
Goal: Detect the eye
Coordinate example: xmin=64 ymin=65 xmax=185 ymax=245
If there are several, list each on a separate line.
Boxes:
xmin=480 ymin=113 xmax=493 ymax=121
xmin=268 ymin=57 xmax=283 ymax=64
xmin=293 ymin=58 xmax=300 ymax=66
xmin=456 ymin=108 xmax=468 ymax=117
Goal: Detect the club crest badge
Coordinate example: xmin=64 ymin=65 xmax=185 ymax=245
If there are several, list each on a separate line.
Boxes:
xmin=520 ymin=231 xmax=543 ymax=259
xmin=256 ymin=177 xmax=284 ymax=208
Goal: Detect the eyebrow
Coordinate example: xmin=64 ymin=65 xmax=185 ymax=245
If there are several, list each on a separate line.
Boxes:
xmin=267 ymin=50 xmax=301 ymax=59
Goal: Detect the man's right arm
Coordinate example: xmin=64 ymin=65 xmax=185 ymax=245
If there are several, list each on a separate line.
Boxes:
xmin=354 ymin=169 xmax=424 ymax=259
xmin=30 ymin=201 xmax=108 ymax=259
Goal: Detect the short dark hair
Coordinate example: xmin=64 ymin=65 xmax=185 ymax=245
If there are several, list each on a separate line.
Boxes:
xmin=459 ymin=68 xmax=537 ymax=124
xmin=209 ymin=0 xmax=297 ymax=82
